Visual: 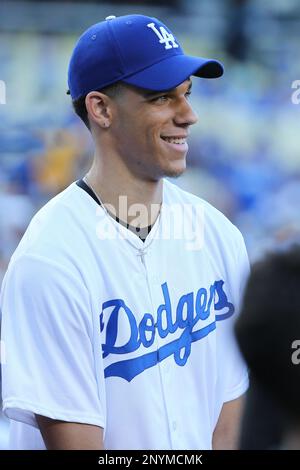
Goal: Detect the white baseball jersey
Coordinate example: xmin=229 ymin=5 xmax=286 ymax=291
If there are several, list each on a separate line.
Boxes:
xmin=1 ymin=179 xmax=249 ymax=450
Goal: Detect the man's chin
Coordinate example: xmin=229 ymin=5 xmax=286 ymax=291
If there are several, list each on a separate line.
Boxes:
xmin=164 ymin=169 xmax=185 ymax=179
xmin=163 ymin=161 xmax=187 ymax=179
xmin=147 ymin=159 xmax=186 ymax=181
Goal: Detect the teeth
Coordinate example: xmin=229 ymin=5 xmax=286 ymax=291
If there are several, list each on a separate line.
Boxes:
xmin=162 ymin=137 xmax=186 ymax=144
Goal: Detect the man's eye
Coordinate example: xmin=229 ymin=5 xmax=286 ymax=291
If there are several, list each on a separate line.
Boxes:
xmin=151 ymin=95 xmax=169 ymax=103
xmin=185 ymin=91 xmax=192 ymax=99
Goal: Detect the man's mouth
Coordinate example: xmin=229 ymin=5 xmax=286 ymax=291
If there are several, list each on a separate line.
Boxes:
xmin=160 ymin=135 xmax=188 ymax=153
xmin=161 ymin=136 xmax=187 ymax=145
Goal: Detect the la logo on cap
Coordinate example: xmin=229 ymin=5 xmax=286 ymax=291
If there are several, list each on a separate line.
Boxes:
xmin=147 ymin=22 xmax=179 ymax=50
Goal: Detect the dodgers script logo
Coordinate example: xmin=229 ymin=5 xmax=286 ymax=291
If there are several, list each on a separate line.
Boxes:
xmin=100 ymin=280 xmax=234 ymax=382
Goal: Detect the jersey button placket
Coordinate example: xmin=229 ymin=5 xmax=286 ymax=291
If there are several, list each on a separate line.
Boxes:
xmin=146 ymin=253 xmax=179 ymax=449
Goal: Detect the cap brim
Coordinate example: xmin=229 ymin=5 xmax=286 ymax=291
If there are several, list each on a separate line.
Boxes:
xmin=122 ymin=54 xmax=223 ymax=91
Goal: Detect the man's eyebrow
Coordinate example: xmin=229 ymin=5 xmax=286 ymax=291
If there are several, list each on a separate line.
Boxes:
xmin=140 ymin=79 xmax=192 ymax=99
xmin=140 ymin=88 xmax=170 ymax=99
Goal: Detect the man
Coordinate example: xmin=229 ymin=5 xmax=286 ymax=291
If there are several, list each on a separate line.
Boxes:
xmin=1 ymin=14 xmax=249 ymax=450
xmin=235 ymin=245 xmax=300 ymax=449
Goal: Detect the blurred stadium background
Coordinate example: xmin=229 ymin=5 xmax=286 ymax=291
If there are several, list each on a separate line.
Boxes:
xmin=0 ymin=0 xmax=300 ymax=448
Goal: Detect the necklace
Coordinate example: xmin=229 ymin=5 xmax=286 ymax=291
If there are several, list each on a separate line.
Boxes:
xmin=82 ymin=175 xmax=161 ymax=246
xmin=83 ymin=175 xmax=134 ymax=230
xmin=83 ymin=175 xmax=109 ymax=215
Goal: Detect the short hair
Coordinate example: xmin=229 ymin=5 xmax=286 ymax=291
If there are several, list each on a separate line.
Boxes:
xmin=235 ymin=245 xmax=300 ymax=425
xmin=72 ymin=82 xmax=124 ymax=130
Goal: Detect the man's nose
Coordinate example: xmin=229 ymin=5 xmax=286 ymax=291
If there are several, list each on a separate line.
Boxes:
xmin=174 ymin=98 xmax=198 ymax=127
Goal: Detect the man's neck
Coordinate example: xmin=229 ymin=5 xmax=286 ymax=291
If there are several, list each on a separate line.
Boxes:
xmin=85 ymin=155 xmax=163 ymax=229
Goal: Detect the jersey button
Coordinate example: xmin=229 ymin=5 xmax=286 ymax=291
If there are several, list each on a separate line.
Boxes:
xmin=172 ymin=421 xmax=177 ymax=431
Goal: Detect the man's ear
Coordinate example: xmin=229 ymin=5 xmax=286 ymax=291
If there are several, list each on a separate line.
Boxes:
xmin=85 ymin=91 xmax=113 ymax=129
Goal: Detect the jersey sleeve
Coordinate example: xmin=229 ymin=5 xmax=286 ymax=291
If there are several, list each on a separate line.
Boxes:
xmin=1 ymin=254 xmax=105 ymax=429
xmin=217 ymin=231 xmax=250 ymax=403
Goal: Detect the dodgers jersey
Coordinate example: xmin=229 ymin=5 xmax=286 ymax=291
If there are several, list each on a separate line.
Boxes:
xmin=0 ymin=179 xmax=249 ymax=450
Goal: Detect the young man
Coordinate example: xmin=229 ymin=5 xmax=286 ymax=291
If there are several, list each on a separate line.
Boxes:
xmin=1 ymin=14 xmax=249 ymax=450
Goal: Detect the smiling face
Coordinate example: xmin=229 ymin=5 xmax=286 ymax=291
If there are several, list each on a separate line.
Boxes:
xmin=108 ymin=79 xmax=198 ymax=181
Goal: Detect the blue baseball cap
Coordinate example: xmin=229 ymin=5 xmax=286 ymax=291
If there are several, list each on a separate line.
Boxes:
xmin=68 ymin=14 xmax=224 ymax=100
